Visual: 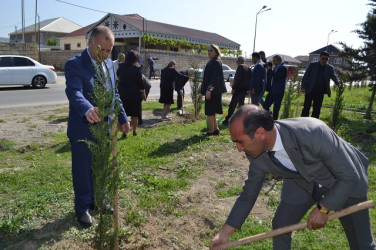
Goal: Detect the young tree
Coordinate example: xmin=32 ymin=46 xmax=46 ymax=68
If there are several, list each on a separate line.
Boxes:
xmin=340 ymin=0 xmax=376 ymax=120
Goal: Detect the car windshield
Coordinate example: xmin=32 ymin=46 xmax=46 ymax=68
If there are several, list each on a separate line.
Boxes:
xmin=222 ymin=65 xmax=230 ymax=70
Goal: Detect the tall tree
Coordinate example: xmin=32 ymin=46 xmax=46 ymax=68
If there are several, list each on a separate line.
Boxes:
xmin=340 ymin=0 xmax=376 ymax=120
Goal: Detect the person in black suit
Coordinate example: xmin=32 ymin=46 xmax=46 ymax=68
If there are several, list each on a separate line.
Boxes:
xmin=159 ymin=61 xmax=189 ymax=120
xmin=117 ymin=50 xmax=146 ymax=136
xmin=301 ymin=51 xmax=340 ymax=118
xmin=263 ymin=55 xmax=288 ymax=120
xmin=174 ymin=69 xmax=190 ymax=111
xmin=222 ymin=56 xmax=251 ymax=125
xmin=250 ymin=52 xmax=266 ymax=106
xmin=201 ymin=44 xmax=227 ymax=136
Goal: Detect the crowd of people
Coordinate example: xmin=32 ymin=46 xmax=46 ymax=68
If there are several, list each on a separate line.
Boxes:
xmin=64 ymin=25 xmax=375 ymax=250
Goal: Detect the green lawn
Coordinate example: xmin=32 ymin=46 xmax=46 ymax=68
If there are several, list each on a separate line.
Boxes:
xmin=0 ymin=85 xmax=375 ymax=249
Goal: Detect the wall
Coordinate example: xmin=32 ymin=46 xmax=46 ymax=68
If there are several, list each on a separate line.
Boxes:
xmin=141 ymin=49 xmax=238 ymax=74
xmin=0 ymin=42 xmax=36 ymax=59
xmin=0 ymin=43 xmax=238 ymax=73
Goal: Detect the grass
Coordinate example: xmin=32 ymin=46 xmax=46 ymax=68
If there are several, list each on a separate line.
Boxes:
xmin=0 ymin=85 xmax=375 ymax=249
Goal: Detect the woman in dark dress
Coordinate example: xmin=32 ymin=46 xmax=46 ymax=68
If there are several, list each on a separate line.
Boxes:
xmin=201 ymin=44 xmax=227 ymax=135
xmin=117 ymin=50 xmax=146 ymax=136
xmin=159 ymin=61 xmax=189 ymax=120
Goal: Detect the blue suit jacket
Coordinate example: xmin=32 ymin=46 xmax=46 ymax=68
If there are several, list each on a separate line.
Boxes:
xmin=65 ymin=49 xmax=128 ymax=141
xmin=250 ymin=61 xmax=266 ymax=93
xmin=271 ymin=62 xmax=288 ymax=95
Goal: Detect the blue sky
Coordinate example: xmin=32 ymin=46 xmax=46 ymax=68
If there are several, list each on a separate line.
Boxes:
xmin=0 ymin=0 xmax=371 ymax=57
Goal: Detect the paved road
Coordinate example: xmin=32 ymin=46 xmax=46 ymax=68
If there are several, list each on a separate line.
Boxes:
xmin=0 ymin=73 xmax=231 ymax=109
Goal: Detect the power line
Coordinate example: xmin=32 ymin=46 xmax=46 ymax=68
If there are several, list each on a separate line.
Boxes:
xmin=55 ymin=0 xmax=109 ymax=14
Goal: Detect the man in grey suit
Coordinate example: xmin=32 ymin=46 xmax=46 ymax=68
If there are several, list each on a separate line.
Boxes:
xmin=210 ymin=104 xmax=375 ymax=250
xmin=301 ymin=51 xmax=340 ymax=118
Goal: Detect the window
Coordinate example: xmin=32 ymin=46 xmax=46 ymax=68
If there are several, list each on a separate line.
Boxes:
xmin=312 ymin=56 xmax=319 ymax=62
xmin=13 ymin=57 xmax=29 ymax=67
xmin=64 ymin=44 xmax=71 ymax=50
xmin=222 ymin=65 xmax=230 ymax=70
xmin=334 ymin=58 xmax=342 ymax=65
xmin=0 ymin=57 xmax=11 ymax=67
xmin=77 ymin=42 xmax=81 ymax=48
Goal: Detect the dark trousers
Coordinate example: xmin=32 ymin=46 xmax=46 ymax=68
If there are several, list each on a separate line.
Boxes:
xmin=225 ymin=91 xmax=247 ymax=121
xmin=70 ymin=139 xmax=93 ymax=215
xmin=263 ymin=92 xmax=284 ymax=120
xmin=251 ymin=91 xmax=263 ymax=106
xmin=272 ymin=179 xmax=375 ymax=250
xmin=301 ymin=92 xmax=325 ymax=118
xmin=176 ymin=89 xmax=184 ymax=110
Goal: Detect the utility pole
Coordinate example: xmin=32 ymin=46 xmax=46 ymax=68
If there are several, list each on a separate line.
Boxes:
xmin=34 ymin=0 xmax=38 ymax=60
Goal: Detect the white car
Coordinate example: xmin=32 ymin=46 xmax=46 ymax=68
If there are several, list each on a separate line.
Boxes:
xmin=198 ymin=64 xmax=236 ymax=82
xmin=0 ymin=55 xmax=57 ymax=88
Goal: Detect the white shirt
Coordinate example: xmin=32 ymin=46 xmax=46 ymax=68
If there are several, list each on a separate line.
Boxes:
xmin=270 ymin=125 xmax=298 ymax=172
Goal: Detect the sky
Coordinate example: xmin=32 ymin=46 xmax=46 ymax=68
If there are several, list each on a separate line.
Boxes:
xmin=0 ymin=0 xmax=372 ymax=58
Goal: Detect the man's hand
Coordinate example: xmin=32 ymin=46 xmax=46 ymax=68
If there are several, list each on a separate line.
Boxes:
xmin=86 ymin=107 xmax=101 ymax=123
xmin=206 ymin=90 xmax=211 ymax=100
xmin=307 ymin=207 xmax=329 ymax=230
xmin=301 ymin=89 xmax=306 ymax=94
xmin=121 ymin=122 xmax=131 ymax=134
xmin=209 ymin=224 xmax=236 ymax=250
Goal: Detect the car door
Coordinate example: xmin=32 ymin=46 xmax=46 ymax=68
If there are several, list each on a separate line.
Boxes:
xmin=0 ymin=57 xmax=13 ymax=85
xmin=12 ymin=57 xmax=35 ymax=85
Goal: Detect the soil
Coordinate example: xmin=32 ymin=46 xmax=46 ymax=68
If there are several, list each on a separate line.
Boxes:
xmin=0 ymin=104 xmax=272 ymax=249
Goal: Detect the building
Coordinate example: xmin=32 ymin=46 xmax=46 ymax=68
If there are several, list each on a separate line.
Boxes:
xmin=308 ymin=44 xmax=345 ymax=68
xmin=9 ymin=17 xmax=82 ymax=46
xmin=59 ymin=13 xmax=240 ymax=57
xmin=295 ymin=55 xmax=309 ymax=68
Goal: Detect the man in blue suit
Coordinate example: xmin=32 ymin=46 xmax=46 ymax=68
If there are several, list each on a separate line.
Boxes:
xmin=65 ymin=26 xmax=130 ymax=227
xmin=263 ymin=55 xmax=288 ymax=120
xmin=250 ymin=52 xmax=266 ymax=106
xmin=301 ymin=51 xmax=340 ymax=118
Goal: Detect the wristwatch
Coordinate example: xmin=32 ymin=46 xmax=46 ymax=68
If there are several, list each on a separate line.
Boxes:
xmin=316 ymin=203 xmax=330 ymax=215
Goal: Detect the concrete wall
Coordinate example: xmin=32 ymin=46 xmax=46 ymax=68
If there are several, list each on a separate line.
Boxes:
xmin=141 ymin=49 xmax=238 ymax=74
xmin=0 ymin=43 xmax=238 ymax=73
xmin=0 ymin=42 xmax=36 ymax=59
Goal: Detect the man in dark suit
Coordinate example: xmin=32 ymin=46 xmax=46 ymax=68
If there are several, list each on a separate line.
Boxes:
xmin=250 ymin=52 xmax=266 ymax=106
xmin=263 ymin=55 xmax=288 ymax=120
xmin=222 ymin=56 xmax=251 ymax=125
xmin=65 ymin=26 xmax=130 ymax=227
xmin=210 ymin=105 xmax=375 ymax=250
xmin=301 ymin=51 xmax=340 ymax=118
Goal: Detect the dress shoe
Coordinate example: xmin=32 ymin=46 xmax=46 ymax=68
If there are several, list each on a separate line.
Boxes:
xmin=77 ymin=211 xmax=92 ymax=228
xmin=90 ymin=203 xmax=113 ymax=214
xmin=133 ymin=131 xmax=137 ymax=136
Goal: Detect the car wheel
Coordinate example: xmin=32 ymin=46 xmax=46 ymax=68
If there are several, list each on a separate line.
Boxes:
xmin=32 ymin=75 xmax=47 ymax=88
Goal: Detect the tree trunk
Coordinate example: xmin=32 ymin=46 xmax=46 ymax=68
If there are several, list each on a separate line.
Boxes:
xmin=364 ymin=82 xmax=376 ymax=120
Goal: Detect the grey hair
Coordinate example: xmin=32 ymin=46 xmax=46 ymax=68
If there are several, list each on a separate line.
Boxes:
xmin=89 ymin=25 xmax=114 ymax=41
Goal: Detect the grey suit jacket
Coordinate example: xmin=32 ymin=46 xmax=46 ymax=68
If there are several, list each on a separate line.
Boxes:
xmin=301 ymin=62 xmax=340 ymax=97
xmin=226 ymin=117 xmax=369 ymax=229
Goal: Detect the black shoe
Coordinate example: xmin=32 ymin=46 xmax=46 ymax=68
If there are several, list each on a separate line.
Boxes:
xmin=213 ymin=129 xmax=220 ymax=135
xmin=120 ymin=133 xmax=127 ymax=140
xmin=77 ymin=211 xmax=92 ymax=228
xmin=133 ymin=131 xmax=137 ymax=136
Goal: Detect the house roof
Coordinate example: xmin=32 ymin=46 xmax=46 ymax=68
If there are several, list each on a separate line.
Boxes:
xmin=61 ymin=13 xmax=240 ymax=49
xmin=309 ymin=44 xmax=342 ymax=55
xmin=111 ymin=14 xmax=240 ymax=47
xmin=10 ymin=17 xmax=82 ymax=35
xmin=60 ymin=23 xmax=96 ymax=38
xmin=295 ymin=55 xmax=309 ymax=62
xmin=266 ymin=54 xmax=302 ymax=64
